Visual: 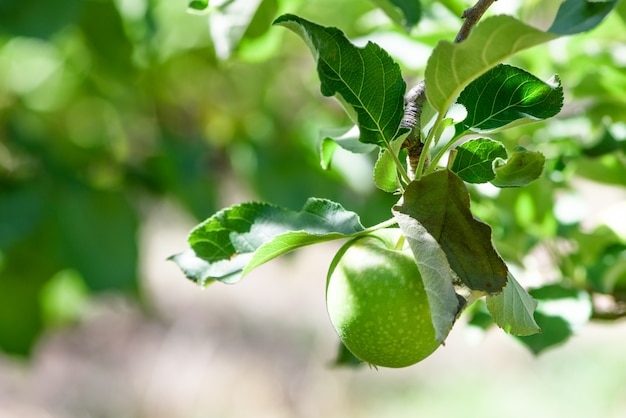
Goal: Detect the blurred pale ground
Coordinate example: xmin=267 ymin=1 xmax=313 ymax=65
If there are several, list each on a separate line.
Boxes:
xmin=0 ymin=193 xmax=626 ymax=418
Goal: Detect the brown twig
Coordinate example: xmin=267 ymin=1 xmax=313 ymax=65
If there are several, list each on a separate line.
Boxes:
xmin=402 ymin=0 xmax=498 ymax=179
xmin=455 ymin=0 xmax=498 ymax=43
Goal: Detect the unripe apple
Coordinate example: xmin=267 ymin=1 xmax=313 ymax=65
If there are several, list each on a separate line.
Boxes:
xmin=326 ymin=228 xmax=440 ymax=368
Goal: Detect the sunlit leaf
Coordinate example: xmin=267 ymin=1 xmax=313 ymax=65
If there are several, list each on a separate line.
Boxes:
xmin=274 ymin=14 xmax=406 ymax=148
xmin=450 ymin=138 xmax=507 ymax=183
xmin=170 ymin=198 xmax=365 ymax=285
xmin=394 ymin=170 xmax=508 ymax=293
xmin=392 ymin=211 xmax=460 ymax=342
xmin=425 ymin=8 xmax=613 ymax=115
xmin=425 ymin=16 xmax=558 ymax=114
xmin=491 ymin=147 xmax=546 ymax=188
xmin=457 ymin=64 xmax=563 ymax=133
xmin=486 ymin=272 xmax=540 ymax=336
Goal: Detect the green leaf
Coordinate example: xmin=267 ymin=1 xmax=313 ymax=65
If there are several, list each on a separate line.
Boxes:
xmin=274 ymin=14 xmax=406 ymax=148
xmin=332 ymin=340 xmax=363 ymax=367
xmin=457 ymin=64 xmax=563 ymax=133
xmin=425 ymin=15 xmax=558 ymax=114
xmin=450 ymin=138 xmax=508 ymax=183
xmin=392 ymin=211 xmax=460 ymax=342
xmin=394 ymin=170 xmax=508 ymax=294
xmin=373 ymin=133 xmax=406 ymax=192
xmin=491 ymin=147 xmax=546 ymax=188
xmin=371 ymin=0 xmax=422 ymax=32
xmin=486 ymin=272 xmax=540 ymax=336
xmin=425 ymin=7 xmax=616 ymax=115
xmin=188 ymin=0 xmax=209 ymax=11
xmin=582 ymin=124 xmax=626 ymax=157
xmin=170 ymin=198 xmax=365 ymax=285
xmin=209 ymin=0 xmax=270 ymax=59
xmin=516 ymin=284 xmax=592 ymax=354
xmin=320 ymin=126 xmax=377 ymax=170
xmin=548 ymin=0 xmax=619 ymax=36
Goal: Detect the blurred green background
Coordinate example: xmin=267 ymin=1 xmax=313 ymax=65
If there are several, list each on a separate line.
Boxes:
xmin=1 ymin=0 xmax=626 ymax=416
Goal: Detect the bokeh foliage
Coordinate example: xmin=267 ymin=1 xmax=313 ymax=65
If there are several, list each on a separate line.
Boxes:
xmin=1 ymin=0 xmax=625 ymax=356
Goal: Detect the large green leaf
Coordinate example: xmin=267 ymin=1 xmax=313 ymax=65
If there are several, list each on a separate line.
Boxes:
xmin=450 ymin=138 xmax=507 ymax=183
xmin=274 ymin=14 xmax=406 ymax=148
xmin=457 ymin=64 xmax=563 ymax=133
xmin=425 ymin=3 xmax=615 ymax=115
xmin=392 ymin=211 xmax=460 ymax=342
xmin=548 ymin=0 xmax=619 ymax=35
xmin=394 ymin=170 xmax=508 ymax=293
xmin=425 ymin=16 xmax=558 ymax=114
xmin=170 ymin=198 xmax=365 ymax=285
xmin=486 ymin=272 xmax=540 ymax=336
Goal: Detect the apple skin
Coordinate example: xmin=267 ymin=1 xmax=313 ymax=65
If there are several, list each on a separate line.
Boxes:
xmin=326 ymin=229 xmax=440 ymax=368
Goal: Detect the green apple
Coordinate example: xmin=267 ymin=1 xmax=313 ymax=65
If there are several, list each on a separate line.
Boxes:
xmin=326 ymin=228 xmax=440 ymax=368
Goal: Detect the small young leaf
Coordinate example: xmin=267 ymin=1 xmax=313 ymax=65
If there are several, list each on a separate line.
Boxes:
xmin=170 ymin=198 xmax=365 ymax=285
xmin=370 ymin=0 xmax=422 ymax=32
xmin=450 ymin=138 xmax=508 ymax=183
xmin=491 ymin=147 xmax=545 ymax=188
xmin=320 ymin=126 xmax=377 ymax=170
xmin=457 ymin=64 xmax=563 ymax=133
xmin=515 ymin=284 xmax=592 ymax=354
xmin=373 ymin=133 xmax=407 ymax=193
xmin=548 ymin=0 xmax=619 ymax=35
xmin=392 ymin=211 xmax=460 ymax=343
xmin=274 ymin=14 xmax=406 ymax=148
xmin=486 ymin=272 xmax=540 ymax=336
xmin=394 ymin=170 xmax=508 ymax=294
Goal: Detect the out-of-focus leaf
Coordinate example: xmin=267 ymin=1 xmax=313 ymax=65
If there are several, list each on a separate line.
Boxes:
xmin=457 ymin=64 xmax=563 ymax=133
xmin=55 ymin=187 xmax=139 ymax=293
xmin=0 ymin=0 xmax=82 ymax=38
xmin=548 ymin=0 xmax=619 ymax=35
xmin=394 ymin=170 xmax=508 ymax=294
xmin=582 ymin=125 xmax=626 ymax=157
xmin=170 ymin=198 xmax=365 ymax=285
xmin=79 ymin=0 xmax=135 ymax=77
xmin=575 ymin=154 xmax=626 ymax=186
xmin=188 ymin=0 xmax=210 ymax=11
xmin=274 ymin=14 xmax=406 ymax=148
xmin=39 ymin=269 xmax=89 ymax=327
xmin=450 ymin=138 xmax=507 ymax=183
xmin=370 ymin=0 xmax=422 ymax=32
xmin=392 ymin=211 xmax=460 ymax=342
xmin=209 ymin=0 xmax=270 ymax=59
xmin=491 ymin=147 xmax=545 ymax=188
xmin=332 ymin=340 xmax=363 ymax=367
xmin=486 ymin=273 xmax=540 ymax=336
xmin=516 ymin=284 xmax=592 ymax=354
